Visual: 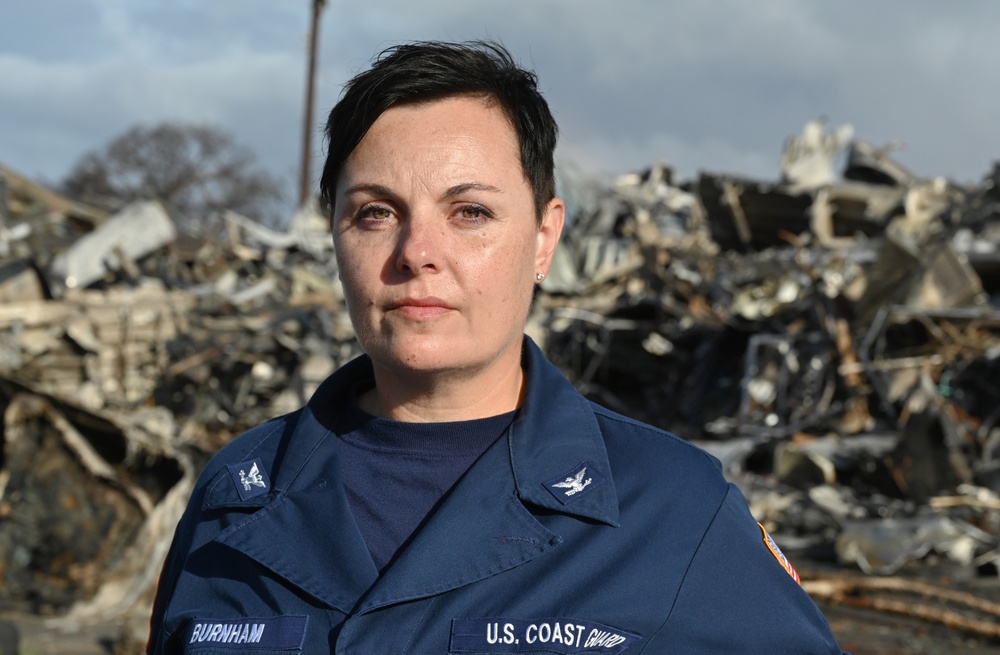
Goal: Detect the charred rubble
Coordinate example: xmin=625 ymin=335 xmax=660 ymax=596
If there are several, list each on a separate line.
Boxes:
xmin=2 ymin=122 xmax=1000 ymax=647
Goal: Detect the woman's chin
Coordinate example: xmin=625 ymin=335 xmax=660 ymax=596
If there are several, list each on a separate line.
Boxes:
xmin=362 ymin=327 xmax=524 ymax=381
xmin=369 ymin=339 xmax=469 ymax=375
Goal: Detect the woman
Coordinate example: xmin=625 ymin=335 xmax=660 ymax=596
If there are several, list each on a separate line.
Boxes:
xmin=148 ymin=41 xmax=847 ymax=654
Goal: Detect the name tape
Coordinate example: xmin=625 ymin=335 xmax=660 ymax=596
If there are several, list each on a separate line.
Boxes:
xmin=184 ymin=615 xmax=307 ymax=651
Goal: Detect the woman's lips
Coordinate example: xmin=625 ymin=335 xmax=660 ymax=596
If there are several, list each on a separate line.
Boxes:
xmin=388 ymin=297 xmax=455 ymax=319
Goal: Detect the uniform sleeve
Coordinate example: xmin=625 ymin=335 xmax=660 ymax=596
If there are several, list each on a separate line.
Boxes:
xmin=644 ymin=484 xmax=847 ymax=654
xmin=147 ymin=524 xmax=184 ymax=653
xmin=146 ymin=484 xmax=205 ymax=654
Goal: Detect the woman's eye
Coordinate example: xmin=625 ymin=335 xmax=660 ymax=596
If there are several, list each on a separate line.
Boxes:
xmin=458 ymin=205 xmax=492 ymax=222
xmin=355 ymin=205 xmax=393 ymax=223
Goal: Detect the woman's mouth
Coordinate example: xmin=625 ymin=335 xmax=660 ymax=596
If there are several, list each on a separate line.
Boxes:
xmin=388 ymin=297 xmax=455 ymax=319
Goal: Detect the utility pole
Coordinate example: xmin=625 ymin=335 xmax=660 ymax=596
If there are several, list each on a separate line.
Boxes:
xmin=299 ymin=0 xmax=326 ymax=208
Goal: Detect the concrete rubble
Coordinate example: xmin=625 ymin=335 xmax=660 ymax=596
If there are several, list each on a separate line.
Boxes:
xmin=3 ymin=121 xmax=1000 ymax=648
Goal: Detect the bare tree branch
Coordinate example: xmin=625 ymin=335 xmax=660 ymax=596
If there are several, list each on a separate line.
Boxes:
xmin=62 ymin=123 xmax=288 ymax=231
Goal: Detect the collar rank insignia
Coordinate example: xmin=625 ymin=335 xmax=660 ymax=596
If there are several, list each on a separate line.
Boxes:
xmin=227 ymin=457 xmax=271 ymax=501
xmin=758 ymin=522 xmax=801 ymax=584
xmin=543 ymin=460 xmax=607 ymax=505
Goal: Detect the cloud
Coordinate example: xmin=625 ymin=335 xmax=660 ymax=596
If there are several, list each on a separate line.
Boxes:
xmin=538 ymin=0 xmax=1000 ymax=182
xmin=0 ymin=44 xmax=302 ymax=184
xmin=558 ymin=125 xmax=779 ymax=183
xmin=2 ymin=0 xmax=999 ymax=194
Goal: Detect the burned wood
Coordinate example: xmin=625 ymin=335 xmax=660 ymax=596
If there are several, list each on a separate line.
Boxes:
xmin=803 ymin=572 xmax=1000 ymax=642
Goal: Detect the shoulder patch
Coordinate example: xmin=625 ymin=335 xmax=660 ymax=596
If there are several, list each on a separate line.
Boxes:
xmin=543 ymin=460 xmax=607 ymax=504
xmin=227 ymin=457 xmax=271 ymax=501
xmin=758 ymin=522 xmax=800 ymax=584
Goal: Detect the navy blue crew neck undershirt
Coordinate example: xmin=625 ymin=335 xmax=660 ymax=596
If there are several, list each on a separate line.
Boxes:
xmin=335 ymin=382 xmax=517 ymax=572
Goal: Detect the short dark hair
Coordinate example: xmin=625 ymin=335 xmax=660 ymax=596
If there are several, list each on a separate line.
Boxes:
xmin=319 ymin=40 xmax=558 ymax=221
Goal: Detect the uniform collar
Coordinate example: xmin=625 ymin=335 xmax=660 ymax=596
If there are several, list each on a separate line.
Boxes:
xmin=207 ymin=338 xmax=621 ymax=526
xmin=209 ymin=360 xmax=382 ymax=612
xmin=294 ymin=336 xmax=620 ymax=526
xmin=357 ymin=337 xmax=619 ymax=614
xmin=511 ymin=337 xmax=620 ymax=527
xmin=207 ymin=336 xmax=619 ymax=614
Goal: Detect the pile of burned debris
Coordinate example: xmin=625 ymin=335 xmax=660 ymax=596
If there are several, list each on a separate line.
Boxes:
xmin=2 ymin=122 xmax=1000 ymax=648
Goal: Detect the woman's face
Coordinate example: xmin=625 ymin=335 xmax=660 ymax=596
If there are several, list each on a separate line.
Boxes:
xmin=332 ymin=95 xmax=564 ymax=380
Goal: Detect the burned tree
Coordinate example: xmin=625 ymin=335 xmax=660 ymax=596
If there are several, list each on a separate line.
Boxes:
xmin=61 ymin=123 xmax=287 ymax=231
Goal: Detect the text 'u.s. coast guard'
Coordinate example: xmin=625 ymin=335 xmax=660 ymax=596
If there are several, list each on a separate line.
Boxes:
xmin=450 ymin=618 xmax=639 ymax=654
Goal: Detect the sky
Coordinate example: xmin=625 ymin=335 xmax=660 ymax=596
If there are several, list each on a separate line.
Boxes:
xmin=3 ymin=1 xmax=999 ymax=219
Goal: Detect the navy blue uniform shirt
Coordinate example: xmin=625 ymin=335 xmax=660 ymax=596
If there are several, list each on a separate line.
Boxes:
xmin=148 ymin=338 xmax=846 ymax=654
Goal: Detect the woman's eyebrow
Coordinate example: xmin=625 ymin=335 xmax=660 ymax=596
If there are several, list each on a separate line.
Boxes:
xmin=443 ymin=182 xmax=502 ymax=198
xmin=344 ymin=183 xmax=394 ymax=197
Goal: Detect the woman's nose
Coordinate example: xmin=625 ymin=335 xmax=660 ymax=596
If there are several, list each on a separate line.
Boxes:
xmin=394 ymin=215 xmax=441 ymax=275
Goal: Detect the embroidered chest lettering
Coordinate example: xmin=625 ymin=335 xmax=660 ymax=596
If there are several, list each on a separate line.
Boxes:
xmin=451 ymin=618 xmax=639 ymax=654
xmin=183 ymin=615 xmax=308 ymax=651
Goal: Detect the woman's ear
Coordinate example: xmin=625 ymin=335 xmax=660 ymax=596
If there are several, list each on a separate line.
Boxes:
xmin=535 ymin=196 xmax=565 ymax=276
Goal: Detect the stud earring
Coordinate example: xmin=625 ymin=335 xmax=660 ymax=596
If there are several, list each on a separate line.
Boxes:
xmin=536 ymin=272 xmax=545 ymax=282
